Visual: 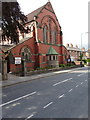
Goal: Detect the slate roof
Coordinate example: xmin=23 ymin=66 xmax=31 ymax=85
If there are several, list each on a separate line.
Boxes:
xmin=47 ymin=46 xmax=58 ymax=55
xmin=26 ymin=1 xmax=54 ymax=23
xmin=0 ymin=37 xmax=30 ymax=52
xmin=66 ymin=47 xmax=82 ymax=52
xmin=26 ymin=2 xmax=55 ymax=23
xmin=26 ymin=5 xmax=44 ymax=22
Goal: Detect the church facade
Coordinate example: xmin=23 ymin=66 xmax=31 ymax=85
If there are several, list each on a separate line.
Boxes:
xmin=0 ymin=2 xmax=70 ymax=74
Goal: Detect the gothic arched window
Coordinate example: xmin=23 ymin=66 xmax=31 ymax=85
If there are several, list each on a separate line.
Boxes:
xmin=48 ymin=18 xmax=57 ymax=44
xmin=43 ymin=25 xmax=48 ymax=43
xmin=21 ymin=47 xmax=31 ymax=62
xmin=52 ymin=30 xmax=57 ymax=44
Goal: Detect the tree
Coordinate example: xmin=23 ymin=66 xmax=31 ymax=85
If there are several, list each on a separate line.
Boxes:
xmin=2 ymin=2 xmax=28 ymax=44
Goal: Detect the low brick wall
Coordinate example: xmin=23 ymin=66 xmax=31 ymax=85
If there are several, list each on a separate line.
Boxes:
xmin=26 ymin=65 xmax=81 ymax=76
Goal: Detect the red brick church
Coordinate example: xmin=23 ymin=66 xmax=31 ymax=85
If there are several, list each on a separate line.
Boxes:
xmin=0 ymin=2 xmax=70 ymax=74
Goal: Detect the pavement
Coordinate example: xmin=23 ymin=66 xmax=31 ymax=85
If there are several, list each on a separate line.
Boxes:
xmin=0 ymin=66 xmax=87 ymax=87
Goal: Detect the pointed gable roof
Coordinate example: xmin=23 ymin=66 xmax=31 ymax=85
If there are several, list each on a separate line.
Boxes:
xmin=26 ymin=2 xmax=55 ymax=23
xmin=46 ymin=46 xmax=58 ymax=55
xmin=44 ymin=2 xmax=55 ymax=13
xmin=26 ymin=5 xmax=44 ymax=22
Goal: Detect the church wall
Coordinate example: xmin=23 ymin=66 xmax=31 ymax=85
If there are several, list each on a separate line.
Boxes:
xmin=37 ymin=8 xmax=62 ymax=45
xmin=8 ymin=37 xmax=37 ymax=73
xmin=2 ymin=2 xmax=70 ymax=74
xmin=35 ymin=6 xmax=67 ymax=67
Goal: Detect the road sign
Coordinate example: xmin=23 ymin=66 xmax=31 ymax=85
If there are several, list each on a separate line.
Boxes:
xmin=15 ymin=57 xmax=21 ymax=64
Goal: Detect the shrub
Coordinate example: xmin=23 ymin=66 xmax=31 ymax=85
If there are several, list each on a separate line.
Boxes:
xmin=82 ymin=59 xmax=87 ymax=64
xmin=31 ymin=69 xmax=35 ymax=71
xmin=59 ymin=64 xmax=66 ymax=67
xmin=45 ymin=66 xmax=53 ymax=69
xmin=87 ymin=59 xmax=90 ymax=62
xmin=36 ymin=67 xmax=41 ymax=70
xmin=66 ymin=63 xmax=71 ymax=66
xmin=71 ymin=61 xmax=75 ymax=65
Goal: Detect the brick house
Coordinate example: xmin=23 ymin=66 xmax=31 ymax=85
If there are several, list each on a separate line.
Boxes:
xmin=66 ymin=43 xmax=87 ymax=61
xmin=86 ymin=49 xmax=90 ymax=58
xmin=0 ymin=2 xmax=70 ymax=74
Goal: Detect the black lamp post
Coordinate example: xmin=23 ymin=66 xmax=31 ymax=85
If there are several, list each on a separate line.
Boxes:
xmin=80 ymin=32 xmax=89 ymax=67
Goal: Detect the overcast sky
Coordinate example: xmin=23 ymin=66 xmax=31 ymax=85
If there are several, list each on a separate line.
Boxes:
xmin=17 ymin=0 xmax=89 ymax=50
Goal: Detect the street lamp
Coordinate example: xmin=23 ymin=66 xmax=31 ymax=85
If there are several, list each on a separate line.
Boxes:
xmin=81 ymin=32 xmax=88 ymax=49
xmin=80 ymin=32 xmax=89 ymax=67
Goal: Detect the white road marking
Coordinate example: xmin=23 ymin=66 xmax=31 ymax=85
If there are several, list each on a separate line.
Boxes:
xmin=0 ymin=91 xmax=36 ymax=107
xmin=3 ymin=95 xmax=7 ymax=97
xmin=5 ymin=102 xmax=21 ymax=109
xmin=77 ymin=73 xmax=84 ymax=77
xmin=68 ymin=89 xmax=73 ymax=92
xmin=17 ymin=103 xmax=20 ymax=105
xmin=58 ymin=94 xmax=65 ymax=99
xmin=5 ymin=106 xmax=10 ymax=109
xmin=25 ymin=114 xmax=34 ymax=120
xmin=43 ymin=102 xmax=53 ymax=109
xmin=53 ymin=78 xmax=72 ymax=86
xmin=76 ymin=85 xmax=79 ymax=88
xmin=81 ymin=82 xmax=83 ymax=85
xmin=85 ymin=80 xmax=87 ymax=82
xmin=12 ymin=104 xmax=17 ymax=107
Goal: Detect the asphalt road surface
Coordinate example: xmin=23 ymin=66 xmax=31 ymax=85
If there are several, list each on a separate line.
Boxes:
xmin=1 ymin=66 xmax=89 ymax=119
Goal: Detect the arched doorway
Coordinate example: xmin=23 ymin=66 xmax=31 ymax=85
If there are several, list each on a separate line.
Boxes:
xmin=6 ymin=52 xmax=15 ymax=73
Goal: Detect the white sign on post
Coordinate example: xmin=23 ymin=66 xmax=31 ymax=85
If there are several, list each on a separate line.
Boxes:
xmin=68 ymin=59 xmax=70 ymax=62
xmin=15 ymin=57 xmax=21 ymax=64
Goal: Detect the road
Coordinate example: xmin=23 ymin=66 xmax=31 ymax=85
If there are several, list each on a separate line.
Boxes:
xmin=1 ymin=66 xmax=89 ymax=119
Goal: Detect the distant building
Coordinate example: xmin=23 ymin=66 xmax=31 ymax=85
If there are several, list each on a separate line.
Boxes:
xmin=66 ymin=43 xmax=87 ymax=61
xmin=86 ymin=49 xmax=90 ymax=58
xmin=0 ymin=2 xmax=69 ymax=74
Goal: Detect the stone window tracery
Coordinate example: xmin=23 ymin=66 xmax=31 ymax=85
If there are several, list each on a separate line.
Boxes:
xmin=48 ymin=17 xmax=57 ymax=44
xmin=43 ymin=25 xmax=48 ymax=43
xmin=41 ymin=16 xmax=58 ymax=44
xmin=21 ymin=47 xmax=31 ymax=62
xmin=52 ymin=29 xmax=57 ymax=44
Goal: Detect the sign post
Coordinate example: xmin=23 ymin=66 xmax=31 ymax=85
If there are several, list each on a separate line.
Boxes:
xmin=22 ymin=59 xmax=27 ymax=76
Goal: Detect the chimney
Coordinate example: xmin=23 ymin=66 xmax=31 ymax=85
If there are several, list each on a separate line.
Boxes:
xmin=66 ymin=44 xmax=69 ymax=47
xmin=82 ymin=47 xmax=85 ymax=51
xmin=70 ymin=43 xmax=73 ymax=48
xmin=76 ymin=45 xmax=78 ymax=48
